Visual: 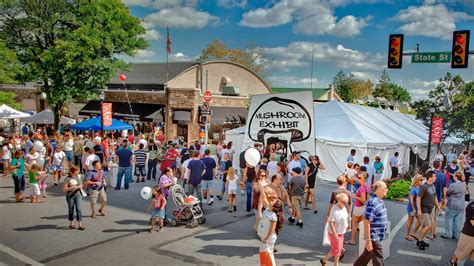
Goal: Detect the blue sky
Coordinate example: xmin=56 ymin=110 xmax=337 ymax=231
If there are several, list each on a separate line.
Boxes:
xmin=121 ymin=0 xmax=474 ymax=100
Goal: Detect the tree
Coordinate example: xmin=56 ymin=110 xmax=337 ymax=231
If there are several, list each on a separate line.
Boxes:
xmin=413 ymin=73 xmax=472 ymax=143
xmin=0 ymin=40 xmax=20 ymax=84
xmin=0 ymin=0 xmax=147 ymax=131
xmin=331 ymin=70 xmax=372 ymax=102
xmin=373 ymin=69 xmax=392 ymax=100
xmin=352 ymin=79 xmax=374 ymax=98
xmin=391 ymin=83 xmax=412 ymax=102
xmin=0 ymin=91 xmax=21 ymax=110
xmin=202 ymin=40 xmax=268 ymax=77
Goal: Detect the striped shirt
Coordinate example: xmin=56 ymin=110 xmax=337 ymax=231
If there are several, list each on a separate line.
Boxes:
xmin=365 ymin=196 xmax=388 ymax=241
xmin=134 ymin=149 xmax=147 ymax=166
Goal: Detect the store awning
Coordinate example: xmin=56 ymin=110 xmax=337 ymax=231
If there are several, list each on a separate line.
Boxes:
xmin=209 ymin=106 xmax=247 ymax=124
xmin=79 ymin=101 xmax=163 ymax=121
xmin=173 ymin=110 xmax=191 ymax=124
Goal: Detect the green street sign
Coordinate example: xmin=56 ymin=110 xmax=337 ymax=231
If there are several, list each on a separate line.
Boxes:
xmin=412 ymin=52 xmax=451 ymax=63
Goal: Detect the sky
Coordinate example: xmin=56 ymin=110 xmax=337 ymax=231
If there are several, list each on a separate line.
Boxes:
xmin=121 ymin=0 xmax=474 ymax=100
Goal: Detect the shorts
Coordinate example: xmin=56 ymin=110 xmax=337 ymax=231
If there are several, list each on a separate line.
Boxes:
xmin=90 ymin=188 xmax=107 ymax=205
xmin=134 ymin=165 xmax=146 ymax=176
xmin=201 ymin=180 xmax=213 ymax=190
xmin=228 ymin=189 xmax=237 ymax=195
xmin=353 ymin=205 xmax=366 ymax=217
xmin=421 ymin=211 xmax=434 ymax=227
xmin=1 ymin=158 xmax=11 ymax=163
xmin=433 ymin=206 xmax=439 ymax=220
xmin=329 ymin=233 xmax=344 ymax=256
xmin=151 ymin=208 xmax=165 ymax=219
xmin=454 ymin=233 xmax=474 ymax=261
xmin=30 ymin=183 xmax=40 ymax=196
xmin=65 ymin=151 xmax=73 ymax=162
xmin=52 ymin=165 xmax=63 ymax=171
xmin=291 ymin=196 xmax=302 ymax=211
xmin=407 ymin=209 xmax=417 ymax=216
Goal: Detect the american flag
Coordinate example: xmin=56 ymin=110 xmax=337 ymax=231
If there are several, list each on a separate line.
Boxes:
xmin=166 ymin=27 xmax=172 ymax=54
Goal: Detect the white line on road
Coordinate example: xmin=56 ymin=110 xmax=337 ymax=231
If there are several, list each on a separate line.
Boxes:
xmin=0 ymin=244 xmax=43 ymax=266
xmin=389 ymin=214 xmax=408 ymax=244
xmin=397 ymin=250 xmax=442 ymax=261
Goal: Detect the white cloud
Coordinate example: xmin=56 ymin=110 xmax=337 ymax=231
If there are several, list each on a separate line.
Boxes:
xmin=134 ymin=49 xmax=156 ymax=57
xmin=403 ymin=78 xmax=441 ymax=100
xmin=142 ymin=29 xmax=162 ymax=40
xmin=217 ymin=0 xmax=247 ymax=8
xmin=351 ymin=71 xmax=377 ymax=81
xmin=239 ymin=0 xmax=371 ymax=37
xmin=268 ymin=75 xmax=324 ymax=88
xmin=261 ymin=42 xmax=383 ymax=71
xmin=393 ymin=3 xmax=474 ymax=40
xmin=169 ymin=52 xmax=198 ymax=62
xmin=144 ymin=7 xmax=219 ymax=29
xmin=121 ymin=0 xmax=198 ymax=9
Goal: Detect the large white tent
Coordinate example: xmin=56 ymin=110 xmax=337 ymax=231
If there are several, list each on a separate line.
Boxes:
xmin=20 ymin=108 xmax=76 ymax=125
xmin=0 ymin=104 xmax=31 ymax=119
xmin=225 ymin=100 xmax=462 ymax=182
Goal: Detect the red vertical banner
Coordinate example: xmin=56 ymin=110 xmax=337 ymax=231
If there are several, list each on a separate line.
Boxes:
xmin=431 ymin=116 xmax=443 ymax=144
xmin=102 ymin=102 xmax=113 ymax=127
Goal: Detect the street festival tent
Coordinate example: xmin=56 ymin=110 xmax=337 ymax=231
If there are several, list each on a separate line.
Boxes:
xmin=225 ymin=100 xmax=462 ymax=182
xmin=0 ymin=104 xmax=31 ymax=119
xmin=71 ymin=116 xmax=133 ymax=131
xmin=20 ymin=108 xmax=76 ymax=125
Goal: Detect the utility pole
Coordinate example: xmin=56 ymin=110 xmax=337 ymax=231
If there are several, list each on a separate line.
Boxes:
xmin=310 ymin=43 xmax=314 ymax=89
xmin=204 ymin=70 xmax=209 ymax=146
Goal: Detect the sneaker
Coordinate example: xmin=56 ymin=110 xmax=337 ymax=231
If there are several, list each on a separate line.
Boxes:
xmin=418 ymin=244 xmax=425 ymax=250
xmin=217 ymin=195 xmax=223 ymax=200
xmin=208 ymin=198 xmax=214 ymax=205
xmin=296 ymin=221 xmax=303 ymax=227
xmin=288 ymin=217 xmax=295 ymax=224
xmin=417 ymin=240 xmax=429 ymax=248
xmin=233 ymin=205 xmax=237 ymax=212
xmin=202 ymin=198 xmax=207 ymax=204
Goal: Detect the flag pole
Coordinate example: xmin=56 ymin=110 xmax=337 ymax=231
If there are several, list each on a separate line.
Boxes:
xmin=166 ymin=27 xmax=169 ymax=88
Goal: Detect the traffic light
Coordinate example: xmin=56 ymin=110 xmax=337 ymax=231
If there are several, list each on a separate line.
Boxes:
xmin=387 ymin=34 xmax=404 ymax=69
xmin=451 ymin=30 xmax=470 ymax=68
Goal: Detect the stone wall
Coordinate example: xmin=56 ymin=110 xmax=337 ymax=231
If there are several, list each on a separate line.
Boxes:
xmin=165 ymin=88 xmax=201 ymax=142
xmin=105 ymin=90 xmax=166 ymax=105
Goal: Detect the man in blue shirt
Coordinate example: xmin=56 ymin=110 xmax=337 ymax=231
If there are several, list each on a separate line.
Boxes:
xmin=432 ymin=160 xmax=446 ymax=238
xmin=201 ymin=149 xmax=216 ymax=205
xmin=115 ymin=140 xmax=133 ymax=190
xmin=354 ymin=181 xmax=388 ymax=266
xmin=187 ymin=150 xmax=206 ymax=204
xmin=347 ymin=149 xmax=356 ymax=162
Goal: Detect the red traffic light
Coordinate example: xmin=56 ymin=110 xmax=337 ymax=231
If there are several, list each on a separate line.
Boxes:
xmin=388 ymin=34 xmax=403 ymax=69
xmin=455 ymin=35 xmax=464 ymax=44
xmin=391 ymin=38 xmax=399 ymax=46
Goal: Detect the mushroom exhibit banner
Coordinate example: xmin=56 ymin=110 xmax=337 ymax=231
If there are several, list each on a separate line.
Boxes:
xmin=243 ymin=91 xmax=315 ymax=160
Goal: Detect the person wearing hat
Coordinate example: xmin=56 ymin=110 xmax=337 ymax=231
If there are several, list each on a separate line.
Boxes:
xmin=288 ymin=167 xmax=305 ymax=227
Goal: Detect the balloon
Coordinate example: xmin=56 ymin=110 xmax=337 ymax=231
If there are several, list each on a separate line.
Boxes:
xmin=69 ymin=179 xmax=78 ymax=186
xmin=245 ymin=148 xmax=261 ymax=167
xmin=37 ymin=158 xmax=45 ymax=168
xmin=139 ymin=139 xmax=147 ymax=148
xmin=140 ymin=186 xmax=152 ymax=200
xmin=34 ymin=141 xmax=44 ymax=152
xmin=119 ymin=74 xmax=126 ymax=81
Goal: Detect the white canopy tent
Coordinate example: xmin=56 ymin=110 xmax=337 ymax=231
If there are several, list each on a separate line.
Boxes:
xmin=20 ymin=108 xmax=76 ymax=125
xmin=225 ymin=101 xmax=462 ymax=182
xmin=224 ymin=127 xmax=245 ymax=170
xmin=0 ymin=104 xmax=31 ymax=119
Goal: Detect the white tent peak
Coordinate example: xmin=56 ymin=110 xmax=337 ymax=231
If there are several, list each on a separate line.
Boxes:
xmin=0 ymin=104 xmax=31 ymax=119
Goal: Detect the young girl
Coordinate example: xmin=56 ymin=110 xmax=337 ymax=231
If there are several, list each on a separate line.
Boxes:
xmin=344 ymin=162 xmax=357 ymax=193
xmin=148 ymin=186 xmax=166 ymax=233
xmin=38 ymin=166 xmax=48 ymax=198
xmin=225 ymin=167 xmax=241 ymax=212
xmin=257 ymin=179 xmax=283 ymax=266
xmin=405 ymin=174 xmax=423 ymax=241
xmin=10 ymin=150 xmax=26 ymax=202
xmin=28 ymin=164 xmax=42 ymax=203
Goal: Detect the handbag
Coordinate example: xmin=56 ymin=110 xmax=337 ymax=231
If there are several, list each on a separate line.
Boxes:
xmin=322 ymin=222 xmax=331 ymax=246
xmin=79 ymin=188 xmax=87 ymax=198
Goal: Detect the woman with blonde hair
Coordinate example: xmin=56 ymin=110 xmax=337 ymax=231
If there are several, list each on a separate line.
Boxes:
xmin=405 ymin=174 xmax=423 ymax=241
xmin=345 ymin=172 xmax=369 ymax=245
xmin=442 ymin=171 xmax=466 ymax=240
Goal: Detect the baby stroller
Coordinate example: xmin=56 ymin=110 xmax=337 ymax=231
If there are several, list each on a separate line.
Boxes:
xmin=170 ymin=184 xmax=206 ymax=228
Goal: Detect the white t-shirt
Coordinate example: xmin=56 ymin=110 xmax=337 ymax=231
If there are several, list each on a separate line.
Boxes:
xmin=389 ymin=156 xmax=398 ymax=167
xmin=85 ymin=154 xmax=99 ymax=169
xmin=181 ymin=158 xmax=192 ymax=180
xmin=228 ymin=176 xmax=240 ymax=191
xmin=267 ymin=161 xmax=279 ymax=179
xmin=64 ymin=139 xmax=74 ymax=152
xmin=328 ymin=205 xmax=349 ymax=234
xmin=2 ymin=146 xmax=11 ymax=159
xmin=220 ymin=149 xmax=229 ymax=159
xmin=257 ymin=208 xmax=278 ymax=245
xmin=435 ymin=153 xmax=444 ymax=162
xmin=363 ymin=163 xmax=375 ymax=183
xmin=53 ymin=151 xmax=66 ymax=166
xmin=287 ymin=160 xmax=301 ymax=182
xmin=26 ymin=152 xmax=39 ymax=165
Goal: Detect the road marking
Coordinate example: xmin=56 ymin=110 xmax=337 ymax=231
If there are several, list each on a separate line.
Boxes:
xmin=389 ymin=214 xmax=408 ymax=244
xmin=0 ymin=244 xmax=43 ymax=266
xmin=397 ymin=250 xmax=442 ymax=261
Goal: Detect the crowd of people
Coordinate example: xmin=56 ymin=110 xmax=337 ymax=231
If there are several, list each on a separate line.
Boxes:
xmin=1 ymin=129 xmax=473 ymax=266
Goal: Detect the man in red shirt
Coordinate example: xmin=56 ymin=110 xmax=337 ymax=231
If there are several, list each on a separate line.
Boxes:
xmin=160 ymin=144 xmax=178 ymax=174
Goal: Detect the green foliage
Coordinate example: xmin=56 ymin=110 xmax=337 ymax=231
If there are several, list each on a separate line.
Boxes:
xmin=385 ymin=179 xmax=411 ymax=200
xmin=331 ymin=70 xmax=373 ymax=102
xmin=0 ymin=41 xmax=20 ymax=84
xmin=373 ymin=70 xmax=411 ymax=102
xmin=413 ymin=73 xmax=473 ymax=142
xmin=0 ymin=0 xmax=147 ymax=130
xmin=0 ymin=91 xmax=21 ymax=110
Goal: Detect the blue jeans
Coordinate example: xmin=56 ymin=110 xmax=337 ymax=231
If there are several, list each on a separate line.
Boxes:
xmin=246 ymin=182 xmax=252 ymax=212
xmin=12 ymin=175 xmax=25 ymax=193
xmin=147 ymin=160 xmax=157 ymax=180
xmin=66 ymin=195 xmax=82 ymax=221
xmin=444 ymin=207 xmax=463 ymax=239
xmin=187 ymin=183 xmax=202 ymax=203
xmin=116 ymin=166 xmax=132 ymax=189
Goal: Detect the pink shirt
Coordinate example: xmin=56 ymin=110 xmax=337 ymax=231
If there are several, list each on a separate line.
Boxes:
xmin=355 ymin=183 xmax=370 ymax=207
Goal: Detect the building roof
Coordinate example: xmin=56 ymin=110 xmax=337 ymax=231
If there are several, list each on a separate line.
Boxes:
xmin=271 ymin=87 xmax=330 ymax=101
xmin=108 ymin=62 xmax=198 ymax=85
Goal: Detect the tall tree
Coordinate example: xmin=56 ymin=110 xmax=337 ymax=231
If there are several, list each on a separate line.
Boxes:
xmin=202 ymin=40 xmax=268 ymax=77
xmin=352 ymin=79 xmax=374 ymax=98
xmin=0 ymin=40 xmax=20 ymax=84
xmin=0 ymin=91 xmax=21 ymax=110
xmin=373 ymin=69 xmax=392 ymax=100
xmin=0 ymin=0 xmax=147 ymax=131
xmin=391 ymin=83 xmax=412 ymax=102
xmin=413 ymin=73 xmax=472 ymax=142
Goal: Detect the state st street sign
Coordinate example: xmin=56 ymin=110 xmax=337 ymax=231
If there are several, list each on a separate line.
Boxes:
xmin=412 ymin=52 xmax=451 ymax=63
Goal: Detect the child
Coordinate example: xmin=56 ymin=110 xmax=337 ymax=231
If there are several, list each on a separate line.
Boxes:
xmin=148 ymin=186 xmax=166 ymax=233
xmin=29 ymin=164 xmax=42 ymax=203
xmin=10 ymin=150 xmax=26 ymax=202
xmin=38 ymin=166 xmax=48 ymax=198
xmin=225 ymin=167 xmax=241 ymax=212
xmin=344 ymin=162 xmax=357 ymax=193
xmin=51 ymin=145 xmax=66 ymax=186
xmin=257 ymin=180 xmax=283 ymax=266
xmin=406 ymin=174 xmax=423 ymax=241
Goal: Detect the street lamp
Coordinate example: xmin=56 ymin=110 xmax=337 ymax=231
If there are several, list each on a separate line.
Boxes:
xmin=99 ymin=90 xmax=105 ymax=138
xmin=426 ymin=104 xmax=436 ymax=164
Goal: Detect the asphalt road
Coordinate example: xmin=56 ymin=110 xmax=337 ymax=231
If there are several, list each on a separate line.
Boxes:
xmin=0 ymin=174 xmax=472 ymax=266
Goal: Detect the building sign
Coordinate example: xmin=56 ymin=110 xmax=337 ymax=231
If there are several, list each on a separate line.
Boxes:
xmin=431 ymin=116 xmax=443 ymax=145
xmin=243 ymin=91 xmax=315 ymax=159
xmin=102 ymin=102 xmax=113 ymax=127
